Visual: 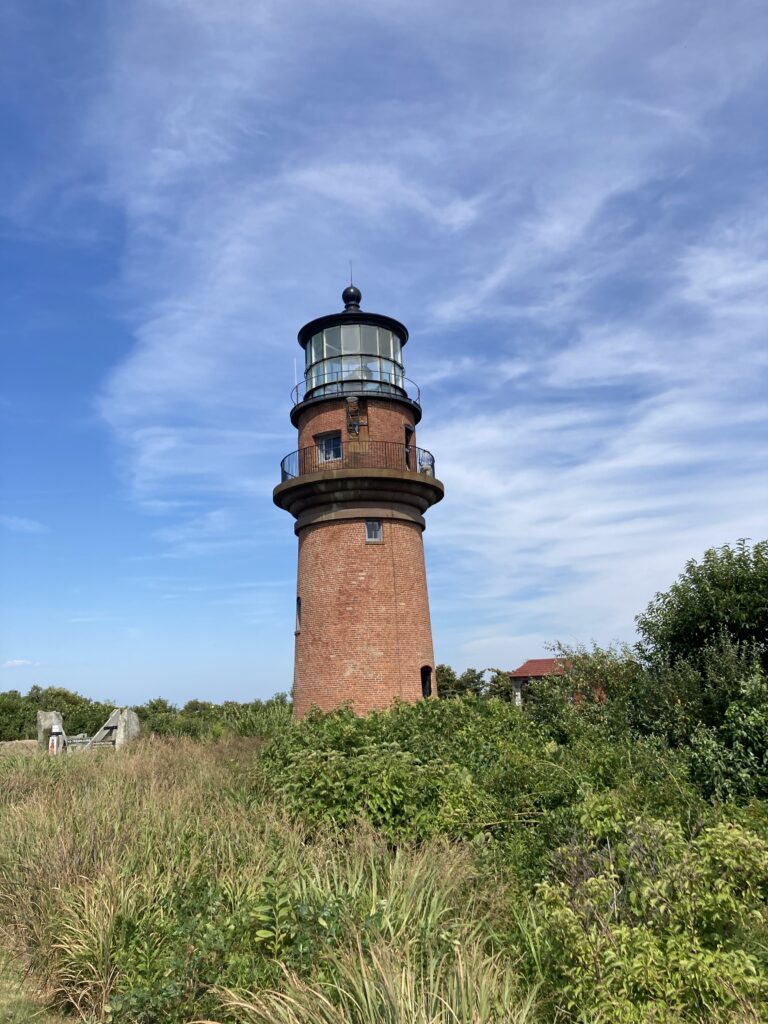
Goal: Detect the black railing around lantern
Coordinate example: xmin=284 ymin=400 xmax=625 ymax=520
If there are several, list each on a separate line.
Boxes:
xmin=291 ymin=370 xmax=421 ymax=407
xmin=280 ymin=440 xmax=436 ymax=482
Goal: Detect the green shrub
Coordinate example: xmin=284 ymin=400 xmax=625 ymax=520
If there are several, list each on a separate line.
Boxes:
xmin=690 ymin=673 xmax=768 ymax=800
xmin=533 ymin=799 xmax=768 ymax=1021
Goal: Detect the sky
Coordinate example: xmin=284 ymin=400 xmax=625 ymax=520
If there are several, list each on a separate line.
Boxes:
xmin=1 ymin=0 xmax=767 ymax=705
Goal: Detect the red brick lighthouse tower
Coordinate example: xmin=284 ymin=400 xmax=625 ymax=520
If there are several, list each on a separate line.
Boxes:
xmin=274 ymin=285 xmax=444 ymax=716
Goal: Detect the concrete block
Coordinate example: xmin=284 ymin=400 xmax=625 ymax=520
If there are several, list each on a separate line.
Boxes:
xmin=115 ymin=709 xmax=140 ymax=749
xmin=36 ymin=711 xmax=64 ymax=753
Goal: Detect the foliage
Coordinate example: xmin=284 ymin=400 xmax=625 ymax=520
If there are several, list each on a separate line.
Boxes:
xmin=533 ymin=800 xmax=768 ymax=1021
xmin=435 ymin=663 xmax=486 ymax=698
xmin=0 ymin=685 xmax=115 ymax=741
xmin=485 ymin=666 xmax=519 ymax=702
xmin=253 ymin=696 xmax=703 ymax=881
xmin=0 ymin=685 xmax=291 ymax=742
xmin=0 ymin=720 xmax=765 ymax=1023
xmin=0 ymin=690 xmax=34 ymax=742
xmin=636 ymin=539 xmax=768 ymax=669
xmin=689 ymin=673 xmax=768 ymax=800
xmin=213 ymin=939 xmax=538 ymax=1024
xmin=0 ymin=741 xmax=495 ymax=1023
xmin=525 ymin=638 xmax=768 ymax=754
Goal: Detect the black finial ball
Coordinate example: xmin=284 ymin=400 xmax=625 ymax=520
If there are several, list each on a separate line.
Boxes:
xmin=342 ymin=284 xmax=362 ymax=309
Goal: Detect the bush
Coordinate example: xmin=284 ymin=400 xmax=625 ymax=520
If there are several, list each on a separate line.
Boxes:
xmin=690 ymin=673 xmax=768 ymax=800
xmin=533 ymin=801 xmax=768 ymax=1021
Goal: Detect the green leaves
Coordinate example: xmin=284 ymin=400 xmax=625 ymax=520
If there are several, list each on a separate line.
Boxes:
xmin=636 ymin=539 xmax=768 ymax=670
xmin=533 ymin=815 xmax=768 ymax=1020
xmin=263 ymin=741 xmax=493 ymax=842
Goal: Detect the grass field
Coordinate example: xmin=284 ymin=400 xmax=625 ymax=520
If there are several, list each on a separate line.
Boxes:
xmin=0 ymin=957 xmax=63 ymax=1024
xmin=0 ymin=741 xmax=36 ymax=756
xmin=1 ymin=704 xmax=766 ymax=1023
xmin=0 ymin=737 xmax=540 ymax=1023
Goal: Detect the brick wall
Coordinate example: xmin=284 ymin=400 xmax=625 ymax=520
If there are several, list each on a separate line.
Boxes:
xmin=293 ymin=516 xmax=436 ymax=715
xmin=297 ymin=398 xmax=417 ymax=449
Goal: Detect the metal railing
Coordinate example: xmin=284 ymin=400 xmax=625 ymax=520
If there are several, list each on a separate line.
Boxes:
xmin=280 ymin=440 xmax=436 ymax=482
xmin=291 ymin=371 xmax=421 ymax=407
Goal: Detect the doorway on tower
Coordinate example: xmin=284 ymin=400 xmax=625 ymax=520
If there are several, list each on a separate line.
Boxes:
xmin=420 ymin=665 xmax=433 ymax=698
xmin=404 ymin=424 xmax=414 ymax=469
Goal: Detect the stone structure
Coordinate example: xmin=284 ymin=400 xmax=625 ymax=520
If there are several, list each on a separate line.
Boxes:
xmin=88 ymin=708 xmax=141 ymax=749
xmin=36 ymin=707 xmax=140 ymax=754
xmin=36 ymin=710 xmax=65 ymax=753
xmin=274 ymin=286 xmax=444 ymax=715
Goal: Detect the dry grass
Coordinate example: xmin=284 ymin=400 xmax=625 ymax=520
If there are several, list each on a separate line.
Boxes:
xmin=206 ymin=940 xmax=538 ymax=1024
xmin=0 ymin=738 xmax=536 ymax=1023
xmin=0 ymin=740 xmax=37 ymax=756
xmin=0 ymin=950 xmax=67 ymax=1023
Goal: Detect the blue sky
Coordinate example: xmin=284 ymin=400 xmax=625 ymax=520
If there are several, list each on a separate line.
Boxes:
xmin=1 ymin=0 xmax=767 ymax=705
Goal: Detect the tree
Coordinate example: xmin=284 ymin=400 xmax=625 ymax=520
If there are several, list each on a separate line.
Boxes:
xmin=636 ymin=539 xmax=768 ymax=669
xmin=435 ymin=665 xmax=486 ymax=699
xmin=435 ymin=664 xmax=458 ymax=697
xmin=455 ymin=668 xmax=486 ymax=698
xmin=485 ymin=668 xmax=517 ymax=702
xmin=0 ymin=690 xmax=34 ymax=741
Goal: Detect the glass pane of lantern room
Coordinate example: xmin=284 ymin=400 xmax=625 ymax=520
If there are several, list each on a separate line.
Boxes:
xmin=341 ymin=355 xmax=361 ymax=380
xmin=377 ymin=329 xmax=392 ymax=360
xmin=341 ymin=325 xmax=361 ymax=353
xmin=325 ymin=357 xmax=341 ymax=388
xmin=360 ymin=325 xmax=378 ymax=353
xmin=379 ymin=359 xmax=396 ymax=385
xmin=362 ymin=355 xmax=380 ymax=390
xmin=311 ymin=333 xmax=324 ymax=362
xmin=325 ymin=327 xmax=341 ymax=357
xmin=391 ymin=336 xmax=403 ymax=365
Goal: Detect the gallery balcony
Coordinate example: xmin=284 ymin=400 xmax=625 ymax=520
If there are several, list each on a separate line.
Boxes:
xmin=274 ymin=440 xmax=443 ymax=521
xmin=279 ymin=440 xmax=435 ymax=482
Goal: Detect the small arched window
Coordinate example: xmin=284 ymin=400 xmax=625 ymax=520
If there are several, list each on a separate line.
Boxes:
xmin=420 ymin=665 xmax=433 ymax=699
xmin=295 ymin=596 xmax=301 ymax=634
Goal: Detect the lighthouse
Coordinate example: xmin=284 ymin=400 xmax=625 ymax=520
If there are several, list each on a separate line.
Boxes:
xmin=274 ymin=285 xmax=444 ymax=715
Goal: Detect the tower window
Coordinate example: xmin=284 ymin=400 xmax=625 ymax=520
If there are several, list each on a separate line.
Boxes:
xmin=316 ymin=432 xmax=342 ymax=463
xmin=365 ymin=519 xmax=383 ymax=543
xmin=421 ymin=665 xmax=433 ymax=698
xmin=295 ymin=596 xmax=301 ymax=633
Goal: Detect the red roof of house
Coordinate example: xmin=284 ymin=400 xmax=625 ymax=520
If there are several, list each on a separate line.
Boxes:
xmin=509 ymin=658 xmax=567 ymax=679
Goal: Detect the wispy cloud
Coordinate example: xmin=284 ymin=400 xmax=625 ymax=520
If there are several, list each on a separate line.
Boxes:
xmin=10 ymin=0 xmax=766 ymax=680
xmin=0 ymin=515 xmax=48 ymax=534
xmin=3 ymin=659 xmax=39 ymax=669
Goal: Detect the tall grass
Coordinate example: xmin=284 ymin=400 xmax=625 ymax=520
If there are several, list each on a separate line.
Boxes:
xmin=0 ymin=740 xmax=535 ymax=1023
xmin=210 ymin=940 xmax=538 ymax=1024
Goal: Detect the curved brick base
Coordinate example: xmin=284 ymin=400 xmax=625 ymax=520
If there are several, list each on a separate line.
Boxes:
xmin=293 ymin=516 xmax=436 ymax=716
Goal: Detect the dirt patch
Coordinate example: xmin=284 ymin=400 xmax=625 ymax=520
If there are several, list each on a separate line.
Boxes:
xmin=0 ymin=741 xmax=37 ymax=756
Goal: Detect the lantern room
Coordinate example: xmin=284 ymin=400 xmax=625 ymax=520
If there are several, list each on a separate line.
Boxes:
xmin=292 ymin=285 xmax=420 ymax=412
